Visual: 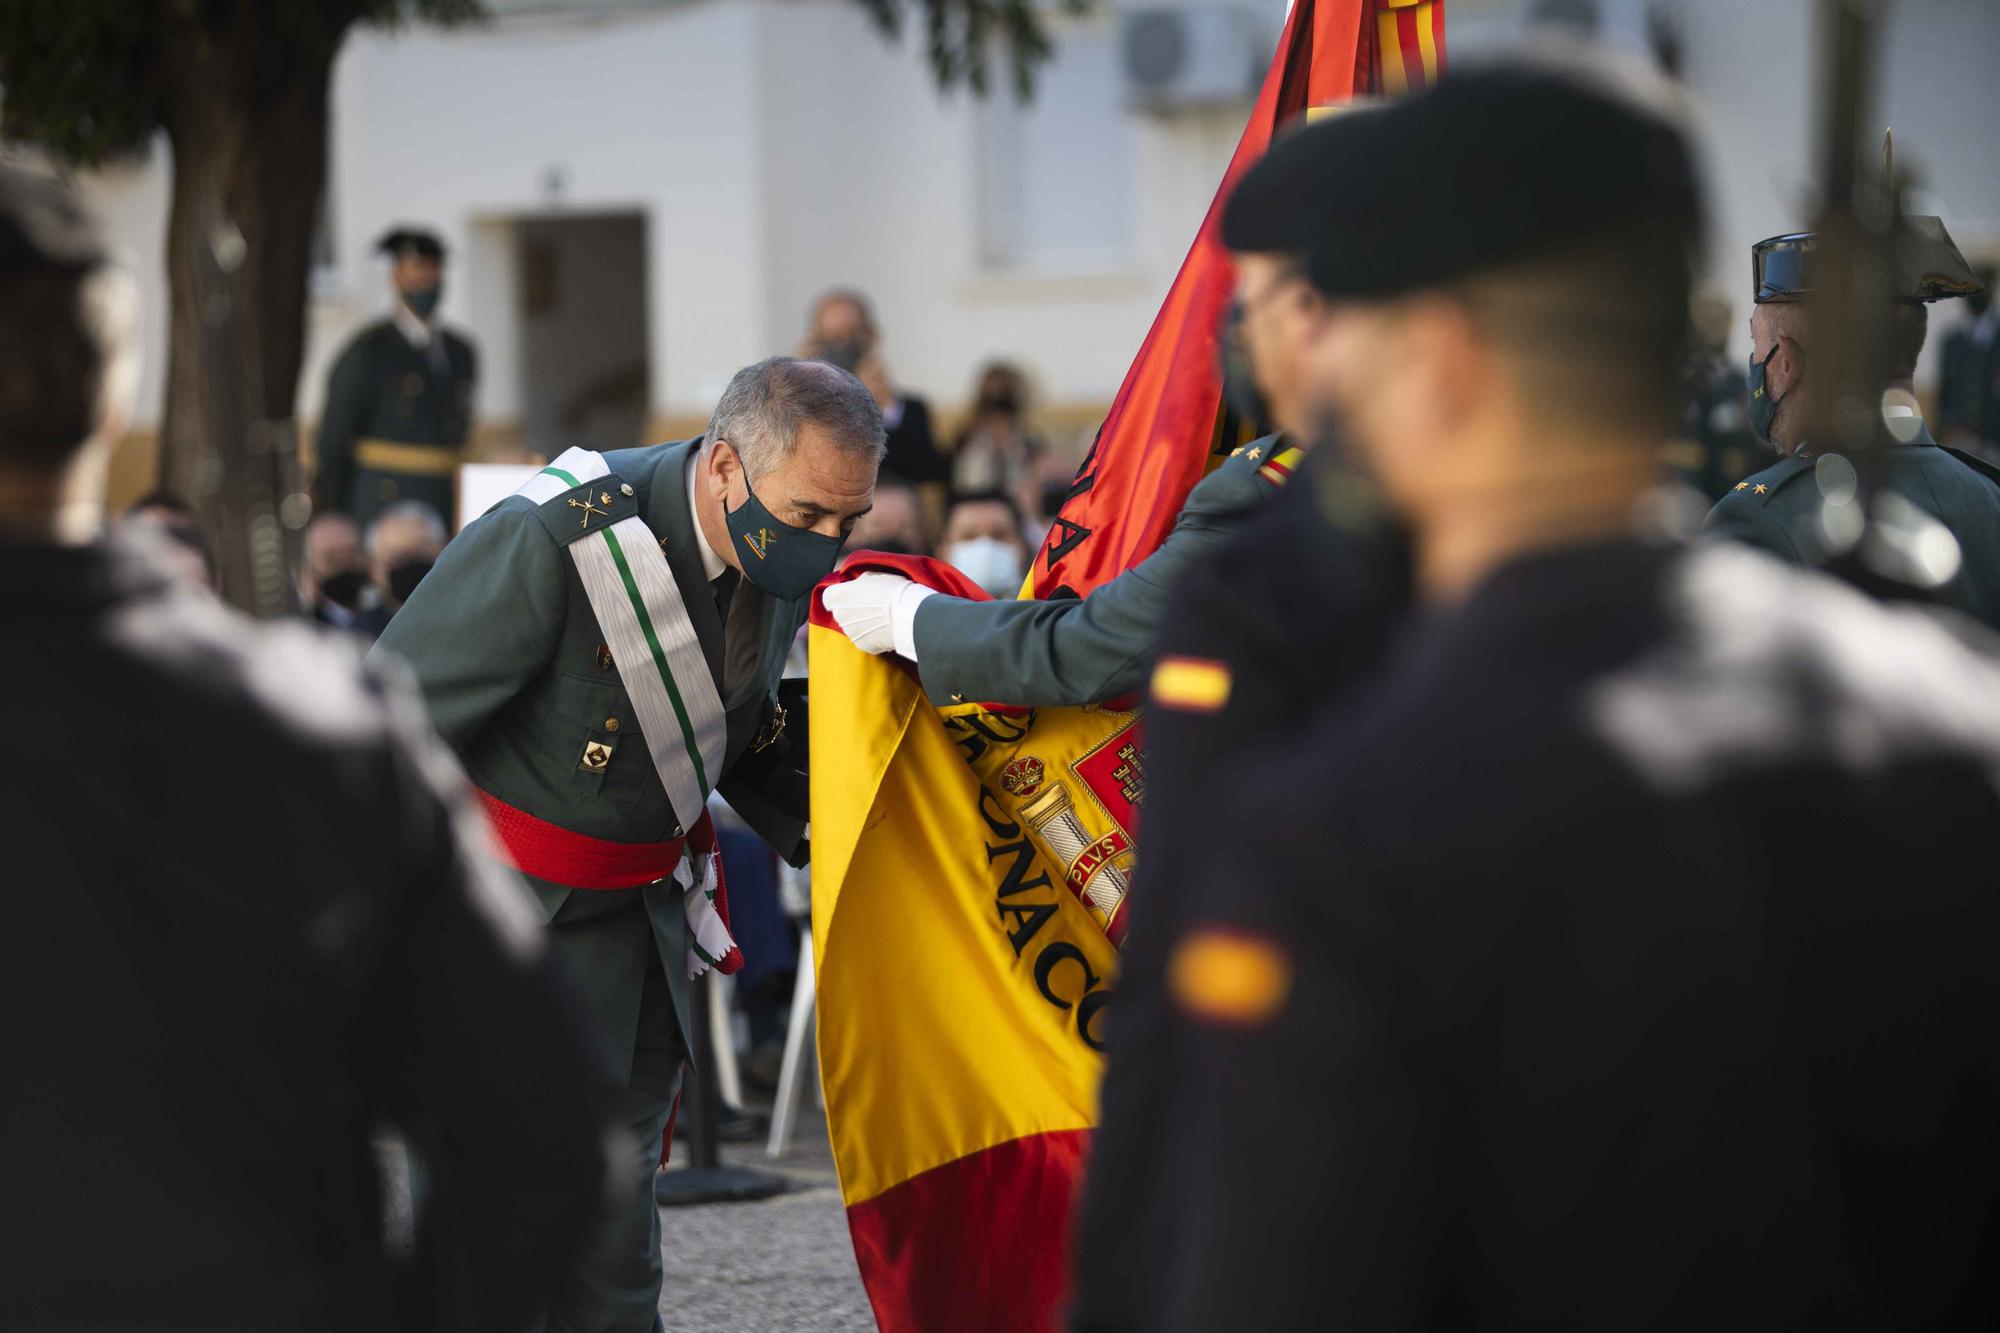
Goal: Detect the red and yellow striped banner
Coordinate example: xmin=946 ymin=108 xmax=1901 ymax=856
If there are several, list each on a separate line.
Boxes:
xmin=1375 ymin=0 xmax=1446 ymax=96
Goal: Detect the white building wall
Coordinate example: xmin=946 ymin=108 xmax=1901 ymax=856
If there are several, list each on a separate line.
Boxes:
xmin=70 ymin=141 xmax=173 ymax=445
xmin=64 ymin=0 xmax=2000 ymax=449
xmin=754 ymin=2 xmax=1245 ymax=415
xmin=74 ymin=0 xmax=1247 ymax=441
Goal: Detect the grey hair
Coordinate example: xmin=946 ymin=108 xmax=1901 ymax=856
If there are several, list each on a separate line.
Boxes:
xmin=366 ymin=498 xmax=448 ymax=552
xmin=703 ymin=355 xmax=886 ymax=480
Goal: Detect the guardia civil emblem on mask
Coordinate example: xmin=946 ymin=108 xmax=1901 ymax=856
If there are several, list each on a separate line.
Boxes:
xmin=724 ymin=475 xmax=844 ymax=600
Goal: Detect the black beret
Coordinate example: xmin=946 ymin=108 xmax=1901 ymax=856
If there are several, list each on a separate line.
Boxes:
xmin=0 ymin=163 xmax=110 ymax=272
xmin=376 ymin=226 xmax=446 ymax=261
xmin=1221 ymin=59 xmax=1703 ymax=299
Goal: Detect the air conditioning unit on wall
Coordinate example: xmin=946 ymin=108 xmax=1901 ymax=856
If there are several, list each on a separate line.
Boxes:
xmin=1119 ymin=6 xmax=1271 ymax=113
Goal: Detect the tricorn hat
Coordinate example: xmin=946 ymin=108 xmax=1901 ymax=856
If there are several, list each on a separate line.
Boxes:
xmin=1752 ymin=214 xmax=1985 ymax=305
xmin=376 ymin=227 xmax=446 ymax=262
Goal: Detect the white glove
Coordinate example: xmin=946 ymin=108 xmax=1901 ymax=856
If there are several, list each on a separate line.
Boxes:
xmin=823 ymin=572 xmax=936 ymax=659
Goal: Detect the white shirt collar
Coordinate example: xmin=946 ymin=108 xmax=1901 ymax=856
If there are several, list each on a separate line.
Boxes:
xmin=685 ymin=451 xmax=728 ymax=583
xmin=393 ymin=300 xmax=433 ymax=348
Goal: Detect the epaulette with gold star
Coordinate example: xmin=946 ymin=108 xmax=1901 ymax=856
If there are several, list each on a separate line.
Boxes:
xmin=1726 ymin=455 xmax=1812 ymax=507
xmin=1227 ymin=439 xmax=1304 ymax=487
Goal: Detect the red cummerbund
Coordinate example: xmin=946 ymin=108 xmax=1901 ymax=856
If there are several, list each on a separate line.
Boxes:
xmin=476 ymin=788 xmax=685 ymax=890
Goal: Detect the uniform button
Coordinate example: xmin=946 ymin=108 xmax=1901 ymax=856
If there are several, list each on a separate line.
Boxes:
xmin=604 ymin=716 xmax=621 ymax=733
xmin=620 ymin=483 xmax=635 ymax=497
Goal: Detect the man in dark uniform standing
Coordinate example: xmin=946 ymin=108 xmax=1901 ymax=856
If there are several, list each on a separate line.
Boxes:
xmin=317 ymin=227 xmax=478 ymax=528
xmin=1065 ymin=105 xmax=1420 ymax=1333
xmin=0 ymin=165 xmax=604 ymax=1332
xmin=1082 ymin=61 xmax=2000 ymax=1330
xmin=1705 ymin=218 xmax=2000 ymax=629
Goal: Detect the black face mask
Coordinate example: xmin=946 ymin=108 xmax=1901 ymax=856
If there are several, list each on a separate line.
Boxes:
xmin=1220 ymin=299 xmax=1274 ymax=428
xmin=403 ymin=284 xmax=442 ymax=319
xmin=981 ymin=387 xmax=1023 ymax=416
xmin=815 ymin=338 xmax=868 ymax=375
xmin=319 ymin=568 xmax=369 ymax=610
xmin=725 ymin=474 xmax=846 ymax=600
xmin=1746 ymin=344 xmax=1788 ymax=446
xmin=386 ymin=558 xmax=434 ymax=607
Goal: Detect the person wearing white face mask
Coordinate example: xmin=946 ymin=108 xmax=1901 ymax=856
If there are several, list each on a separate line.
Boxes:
xmin=940 ymin=489 xmax=1030 ymax=598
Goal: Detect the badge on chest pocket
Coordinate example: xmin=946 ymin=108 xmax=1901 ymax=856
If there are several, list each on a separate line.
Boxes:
xmin=579 ymin=737 xmax=616 ymax=772
xmin=554 ymin=670 xmax=654 ymax=810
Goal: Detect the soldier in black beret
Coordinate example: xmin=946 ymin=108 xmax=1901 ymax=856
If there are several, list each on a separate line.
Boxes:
xmin=316 ymin=224 xmax=478 ymax=528
xmin=1076 ymin=55 xmax=2000 ymax=1331
xmin=1704 ymin=215 xmax=2000 ymax=630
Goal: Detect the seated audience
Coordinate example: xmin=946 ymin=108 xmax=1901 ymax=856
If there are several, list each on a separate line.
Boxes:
xmin=950 ymin=361 xmax=1045 ymax=504
xmin=845 ymin=476 xmax=929 ymax=559
xmin=806 ymin=288 xmax=945 ymax=489
xmin=121 ymin=489 xmax=216 ymax=592
xmin=368 ymin=498 xmax=448 ymax=615
xmin=301 ymin=510 xmax=390 ymax=636
xmin=941 ymin=489 xmax=1031 ymax=598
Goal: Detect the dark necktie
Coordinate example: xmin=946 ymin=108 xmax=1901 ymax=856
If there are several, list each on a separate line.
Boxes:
xmin=711 ymin=569 xmax=741 ymax=696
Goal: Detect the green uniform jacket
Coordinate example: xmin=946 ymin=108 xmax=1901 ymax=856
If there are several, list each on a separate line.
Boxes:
xmin=317 ymin=320 xmax=477 ymax=528
xmin=910 ymin=438 xmax=1288 ymax=707
xmin=371 ymin=438 xmax=805 ymax=1072
xmin=1705 ymin=426 xmax=2000 ymax=633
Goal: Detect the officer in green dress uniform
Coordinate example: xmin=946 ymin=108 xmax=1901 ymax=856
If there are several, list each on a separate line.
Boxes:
xmin=1705 ymin=216 xmax=2000 ymax=630
xmin=316 ymin=227 xmax=478 ymax=529
xmin=372 ymin=356 xmax=881 ymax=1333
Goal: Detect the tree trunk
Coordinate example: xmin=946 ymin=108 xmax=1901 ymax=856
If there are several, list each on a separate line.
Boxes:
xmin=236 ymin=58 xmax=334 ymax=426
xmin=158 ymin=17 xmax=340 ymax=615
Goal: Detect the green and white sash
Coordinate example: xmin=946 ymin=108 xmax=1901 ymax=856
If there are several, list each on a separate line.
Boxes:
xmin=514 ymin=447 xmax=738 ymax=977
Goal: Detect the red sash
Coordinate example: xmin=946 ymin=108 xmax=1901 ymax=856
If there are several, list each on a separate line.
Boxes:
xmin=476 ymin=788 xmax=690 ymax=890
xmin=476 ymin=789 xmax=738 ymax=1167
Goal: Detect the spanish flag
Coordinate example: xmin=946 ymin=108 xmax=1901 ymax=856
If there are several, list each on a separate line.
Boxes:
xmin=811 ymin=5 xmax=1443 ymax=1329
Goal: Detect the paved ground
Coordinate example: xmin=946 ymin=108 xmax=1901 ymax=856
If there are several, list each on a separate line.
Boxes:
xmin=657 ymin=1105 xmax=874 ymax=1331
xmin=381 ymin=1100 xmax=873 ymax=1329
